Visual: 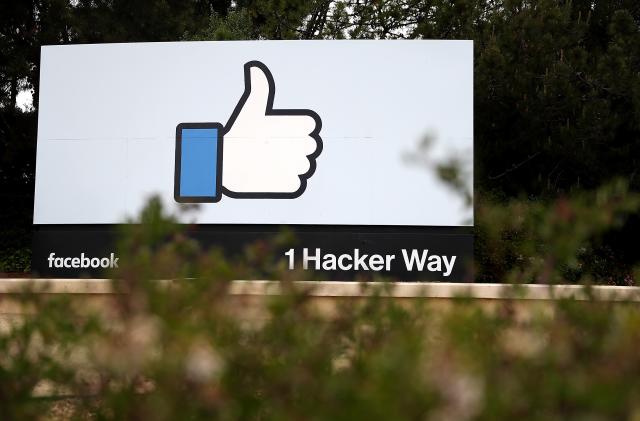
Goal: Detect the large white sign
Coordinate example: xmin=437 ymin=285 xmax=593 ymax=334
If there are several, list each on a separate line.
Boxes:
xmin=34 ymin=40 xmax=473 ymax=226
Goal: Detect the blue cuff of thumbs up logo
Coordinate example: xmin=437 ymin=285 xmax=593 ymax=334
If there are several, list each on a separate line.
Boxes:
xmin=174 ymin=122 xmax=224 ymax=203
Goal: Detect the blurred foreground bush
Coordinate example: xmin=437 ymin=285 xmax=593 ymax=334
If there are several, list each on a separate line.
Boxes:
xmin=1 ymin=199 xmax=640 ymax=420
xmin=476 ymin=180 xmax=640 ymax=285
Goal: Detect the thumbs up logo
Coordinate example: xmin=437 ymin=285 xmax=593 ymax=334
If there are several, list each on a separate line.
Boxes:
xmin=175 ymin=61 xmax=323 ymax=203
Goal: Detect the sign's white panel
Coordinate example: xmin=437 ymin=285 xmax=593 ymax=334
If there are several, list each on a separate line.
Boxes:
xmin=34 ymin=40 xmax=473 ymax=226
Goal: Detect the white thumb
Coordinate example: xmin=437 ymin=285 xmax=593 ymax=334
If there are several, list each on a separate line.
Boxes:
xmin=241 ymin=62 xmax=273 ymax=115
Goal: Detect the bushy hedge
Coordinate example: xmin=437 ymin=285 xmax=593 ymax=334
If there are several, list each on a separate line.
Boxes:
xmin=2 ymin=200 xmax=640 ymax=419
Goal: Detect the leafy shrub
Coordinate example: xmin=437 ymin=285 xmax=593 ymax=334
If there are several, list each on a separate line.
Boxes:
xmin=1 ymin=199 xmax=640 ymax=419
xmin=476 ymin=180 xmax=640 ymax=284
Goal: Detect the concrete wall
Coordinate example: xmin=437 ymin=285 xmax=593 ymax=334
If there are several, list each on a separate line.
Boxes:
xmin=1 ymin=279 xmax=639 ymax=323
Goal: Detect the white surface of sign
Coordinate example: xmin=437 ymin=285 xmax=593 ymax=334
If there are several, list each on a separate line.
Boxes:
xmin=34 ymin=40 xmax=473 ymax=226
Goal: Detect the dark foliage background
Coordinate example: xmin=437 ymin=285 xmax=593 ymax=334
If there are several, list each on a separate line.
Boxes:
xmin=1 ymin=0 xmax=639 ymax=282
